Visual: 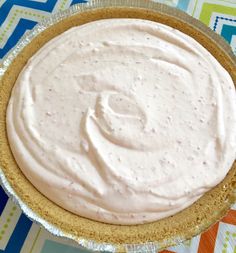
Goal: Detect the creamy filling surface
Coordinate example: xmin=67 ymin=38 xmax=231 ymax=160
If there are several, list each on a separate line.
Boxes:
xmin=7 ymin=19 xmax=236 ymax=225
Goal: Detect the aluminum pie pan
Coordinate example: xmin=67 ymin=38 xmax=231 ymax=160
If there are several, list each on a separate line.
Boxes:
xmin=0 ymin=0 xmax=235 ymax=252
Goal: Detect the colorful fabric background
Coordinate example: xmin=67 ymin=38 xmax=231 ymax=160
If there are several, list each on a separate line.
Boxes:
xmin=0 ymin=0 xmax=235 ymax=252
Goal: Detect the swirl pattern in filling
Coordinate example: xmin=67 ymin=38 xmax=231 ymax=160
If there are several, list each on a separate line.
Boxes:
xmin=7 ymin=19 xmax=236 ymax=224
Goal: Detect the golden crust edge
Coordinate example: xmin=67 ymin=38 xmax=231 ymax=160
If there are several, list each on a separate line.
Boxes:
xmin=0 ymin=7 xmax=235 ymax=250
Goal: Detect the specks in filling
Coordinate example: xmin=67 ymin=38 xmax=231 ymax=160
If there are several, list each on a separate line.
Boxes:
xmin=6 ymin=18 xmax=236 ymax=225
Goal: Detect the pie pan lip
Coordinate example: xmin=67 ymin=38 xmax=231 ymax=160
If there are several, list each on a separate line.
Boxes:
xmin=0 ymin=0 xmax=236 ymax=252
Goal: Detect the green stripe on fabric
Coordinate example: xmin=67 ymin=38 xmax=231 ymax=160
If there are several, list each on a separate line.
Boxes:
xmin=199 ymin=3 xmax=236 ymax=26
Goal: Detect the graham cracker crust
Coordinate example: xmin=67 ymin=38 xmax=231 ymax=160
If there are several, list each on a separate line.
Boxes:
xmin=0 ymin=6 xmax=235 ymax=251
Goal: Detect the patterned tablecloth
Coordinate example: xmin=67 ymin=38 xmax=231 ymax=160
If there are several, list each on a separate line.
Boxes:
xmin=0 ymin=0 xmax=235 ymax=252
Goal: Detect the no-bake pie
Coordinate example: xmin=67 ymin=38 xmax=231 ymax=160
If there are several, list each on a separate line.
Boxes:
xmin=0 ymin=3 xmax=235 ymax=250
